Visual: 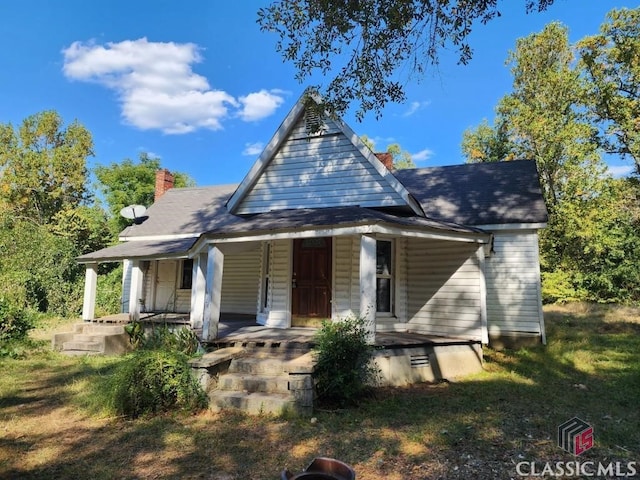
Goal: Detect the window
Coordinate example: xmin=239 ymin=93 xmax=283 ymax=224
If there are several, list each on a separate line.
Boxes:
xmin=376 ymin=240 xmax=393 ymax=313
xmin=180 ymin=259 xmax=193 ymax=289
xmin=260 ymin=242 xmax=271 ymax=312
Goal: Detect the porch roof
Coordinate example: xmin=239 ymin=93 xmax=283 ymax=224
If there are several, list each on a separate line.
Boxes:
xmin=77 ymin=237 xmax=197 ymax=263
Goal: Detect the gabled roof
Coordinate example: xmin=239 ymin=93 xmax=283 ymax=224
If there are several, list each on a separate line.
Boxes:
xmin=225 ymin=92 xmax=423 ymax=216
xmin=395 ymin=160 xmax=548 ymax=226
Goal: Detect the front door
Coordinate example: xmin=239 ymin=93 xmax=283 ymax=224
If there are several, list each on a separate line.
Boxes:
xmin=154 ymin=260 xmax=177 ymax=311
xmin=292 ymin=238 xmax=332 ymax=322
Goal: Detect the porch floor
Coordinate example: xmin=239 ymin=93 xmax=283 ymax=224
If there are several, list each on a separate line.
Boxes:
xmin=91 ymin=313 xmax=480 ymax=349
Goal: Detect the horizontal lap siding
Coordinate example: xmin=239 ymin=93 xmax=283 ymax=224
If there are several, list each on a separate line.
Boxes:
xmin=485 ymin=232 xmax=543 ymax=335
xmin=220 ymin=250 xmax=261 ymax=314
xmin=333 ymin=237 xmax=359 ymax=318
xmin=268 ymin=239 xmax=292 ymax=323
xmin=235 ymin=116 xmax=405 ymax=214
xmin=406 ymin=239 xmax=482 ymax=340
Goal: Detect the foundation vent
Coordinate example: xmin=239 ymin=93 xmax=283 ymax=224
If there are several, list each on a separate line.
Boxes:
xmin=410 ymin=354 xmax=430 ymax=368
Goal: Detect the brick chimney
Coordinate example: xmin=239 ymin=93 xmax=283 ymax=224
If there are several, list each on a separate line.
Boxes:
xmin=155 ymin=169 xmax=175 ymax=201
xmin=375 ymin=152 xmax=394 ymax=171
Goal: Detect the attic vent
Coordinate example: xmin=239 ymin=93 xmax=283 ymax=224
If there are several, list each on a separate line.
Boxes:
xmin=410 ymin=354 xmax=430 ymax=368
xmin=304 ymin=108 xmax=326 ymax=136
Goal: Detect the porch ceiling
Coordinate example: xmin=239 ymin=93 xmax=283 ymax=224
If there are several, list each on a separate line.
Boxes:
xmin=77 ymin=237 xmax=197 ymax=263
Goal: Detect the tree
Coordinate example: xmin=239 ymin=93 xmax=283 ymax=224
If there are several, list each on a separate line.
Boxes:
xmin=258 ymin=0 xmax=554 ymax=120
xmin=0 ymin=111 xmax=93 ymax=225
xmin=461 ymin=118 xmax=515 ymax=163
xmin=360 ymin=135 xmax=416 ymax=169
xmin=578 ymin=7 xmax=640 ymax=172
xmin=462 ymin=23 xmax=602 ymax=209
xmin=95 ymin=153 xmax=195 ymax=234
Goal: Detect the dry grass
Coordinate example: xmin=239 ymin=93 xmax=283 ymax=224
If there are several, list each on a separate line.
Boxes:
xmin=1 ymin=304 xmax=638 ymax=479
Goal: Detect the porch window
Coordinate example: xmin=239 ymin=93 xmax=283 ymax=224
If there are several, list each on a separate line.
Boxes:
xmin=376 ymin=240 xmax=393 ymax=313
xmin=180 ymin=259 xmax=193 ymax=289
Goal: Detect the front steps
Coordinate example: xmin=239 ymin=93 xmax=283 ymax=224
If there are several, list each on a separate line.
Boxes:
xmin=191 ymin=346 xmax=317 ymax=416
xmin=52 ymin=322 xmax=132 ymax=356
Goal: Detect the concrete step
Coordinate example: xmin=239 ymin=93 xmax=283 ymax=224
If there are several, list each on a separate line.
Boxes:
xmin=228 ymin=357 xmax=287 ymax=375
xmin=72 ymin=334 xmax=103 ymax=342
xmin=62 ymin=340 xmax=103 ymax=352
xmin=217 ymin=373 xmax=290 ymax=394
xmin=60 ymin=350 xmax=102 ymax=357
xmin=80 ymin=324 xmax=125 ymax=335
xmin=209 ymin=390 xmax=297 ymax=415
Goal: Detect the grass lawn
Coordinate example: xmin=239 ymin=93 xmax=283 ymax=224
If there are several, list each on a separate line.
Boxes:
xmin=0 ymin=304 xmax=638 ymax=479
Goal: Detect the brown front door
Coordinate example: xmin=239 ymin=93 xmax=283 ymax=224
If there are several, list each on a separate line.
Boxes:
xmin=292 ymin=238 xmax=332 ymax=320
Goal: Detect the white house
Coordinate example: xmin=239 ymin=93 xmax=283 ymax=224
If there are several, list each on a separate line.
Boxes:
xmin=78 ymin=93 xmax=548 ymax=349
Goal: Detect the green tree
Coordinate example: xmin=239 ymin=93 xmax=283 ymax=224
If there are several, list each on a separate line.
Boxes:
xmin=462 ymin=23 xmax=603 ymax=209
xmin=258 ymin=0 xmax=554 ymax=120
xmin=95 ymin=153 xmax=195 ymax=235
xmin=461 ymin=118 xmax=514 ymax=163
xmin=0 ymin=111 xmax=94 ymax=225
xmin=460 ymin=21 xmax=640 ymax=304
xmin=578 ymin=7 xmax=640 ymax=172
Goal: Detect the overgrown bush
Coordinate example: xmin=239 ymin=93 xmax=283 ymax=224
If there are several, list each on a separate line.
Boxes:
xmin=313 ymin=316 xmax=378 ymax=408
xmin=110 ymin=349 xmax=207 ymax=418
xmin=124 ymin=322 xmax=200 ymax=355
xmin=0 ymin=297 xmax=36 ymax=344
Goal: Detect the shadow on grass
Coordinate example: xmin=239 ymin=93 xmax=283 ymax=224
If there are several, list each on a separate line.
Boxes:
xmin=1 ymin=304 xmax=638 ymax=479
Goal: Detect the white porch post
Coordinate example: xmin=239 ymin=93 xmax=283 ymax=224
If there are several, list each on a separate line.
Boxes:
xmin=82 ymin=263 xmax=98 ymax=321
xmin=202 ymin=245 xmax=224 ymax=341
xmin=128 ymin=260 xmax=144 ymax=322
xmin=359 ymin=234 xmax=377 ymax=344
xmin=189 ymin=253 xmax=207 ymax=329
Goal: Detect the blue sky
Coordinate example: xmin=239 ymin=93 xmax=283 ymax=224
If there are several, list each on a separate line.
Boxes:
xmin=0 ymin=0 xmax=636 ymax=188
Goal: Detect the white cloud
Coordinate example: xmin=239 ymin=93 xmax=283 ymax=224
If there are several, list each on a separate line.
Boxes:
xmin=402 ymin=100 xmax=431 ymax=117
xmin=62 ymin=38 xmax=284 ymax=134
xmin=608 ymin=164 xmax=634 ymax=177
xmin=411 ymin=148 xmax=434 ymax=163
xmin=242 ymin=142 xmax=264 ymax=156
xmin=238 ymin=90 xmax=286 ymax=121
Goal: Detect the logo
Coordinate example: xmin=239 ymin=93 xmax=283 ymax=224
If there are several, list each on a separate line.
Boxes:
xmin=558 ymin=417 xmax=594 ymax=455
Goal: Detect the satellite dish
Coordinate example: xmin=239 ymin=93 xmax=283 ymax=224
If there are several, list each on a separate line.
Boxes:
xmin=120 ymin=205 xmax=147 ymax=223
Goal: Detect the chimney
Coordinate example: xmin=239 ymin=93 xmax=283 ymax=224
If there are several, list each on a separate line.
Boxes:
xmin=375 ymin=152 xmax=394 ymax=171
xmin=155 ymin=169 xmax=175 ymax=201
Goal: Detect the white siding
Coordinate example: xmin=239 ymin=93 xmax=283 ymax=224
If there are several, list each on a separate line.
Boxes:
xmin=405 ymin=239 xmax=483 ymax=340
xmin=485 ymin=231 xmax=544 ymax=337
xmin=333 ymin=236 xmax=359 ymax=318
xmin=265 ymin=239 xmax=292 ymax=327
xmin=235 ymin=116 xmax=406 ymax=214
xmin=220 ymin=249 xmax=261 ymax=314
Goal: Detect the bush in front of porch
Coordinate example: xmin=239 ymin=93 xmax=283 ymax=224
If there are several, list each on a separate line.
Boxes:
xmin=313 ymin=316 xmax=379 ymax=408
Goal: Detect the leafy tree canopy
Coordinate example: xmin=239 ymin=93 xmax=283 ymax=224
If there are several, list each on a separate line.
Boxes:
xmin=0 ymin=111 xmax=93 ymax=225
xmin=578 ymin=7 xmax=640 ymax=172
xmin=258 ymin=0 xmax=554 ymax=120
xmin=95 ymin=152 xmax=195 ymax=234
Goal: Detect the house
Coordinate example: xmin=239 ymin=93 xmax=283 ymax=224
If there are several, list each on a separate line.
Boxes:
xmin=77 ymin=93 xmax=548 ymax=353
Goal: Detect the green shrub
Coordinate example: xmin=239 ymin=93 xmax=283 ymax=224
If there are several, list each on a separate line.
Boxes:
xmin=124 ymin=322 xmax=200 ymax=355
xmin=110 ymin=349 xmax=207 ymax=418
xmin=0 ymin=297 xmax=36 ymax=344
xmin=312 ymin=316 xmax=378 ymax=408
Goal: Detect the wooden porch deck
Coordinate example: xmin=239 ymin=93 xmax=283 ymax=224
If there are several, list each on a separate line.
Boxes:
xmin=92 ymin=313 xmax=480 ymax=350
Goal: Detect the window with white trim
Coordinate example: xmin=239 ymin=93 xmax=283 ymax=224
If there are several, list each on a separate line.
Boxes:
xmin=376 ymin=240 xmax=393 ymax=313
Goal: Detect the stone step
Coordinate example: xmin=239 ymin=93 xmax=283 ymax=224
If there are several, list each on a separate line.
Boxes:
xmin=228 ymin=357 xmax=288 ymax=375
xmin=62 ymin=340 xmax=103 ymax=352
xmin=217 ymin=373 xmax=290 ymax=394
xmin=209 ymin=390 xmax=297 ymax=416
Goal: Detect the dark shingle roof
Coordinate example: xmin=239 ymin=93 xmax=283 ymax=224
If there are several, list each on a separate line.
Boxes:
xmin=394 ymin=160 xmax=548 ymax=226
